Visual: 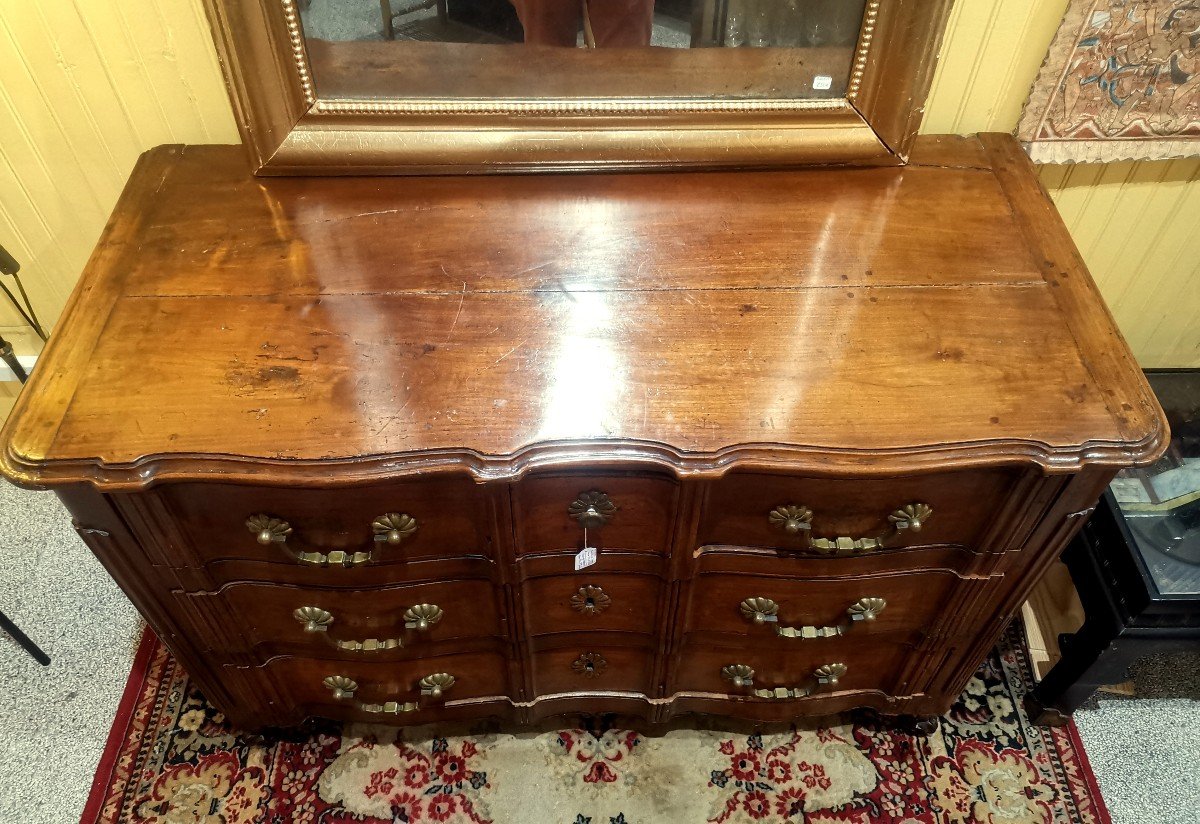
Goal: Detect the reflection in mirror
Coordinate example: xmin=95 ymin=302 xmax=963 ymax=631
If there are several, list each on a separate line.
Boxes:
xmin=295 ymin=0 xmax=869 ymax=101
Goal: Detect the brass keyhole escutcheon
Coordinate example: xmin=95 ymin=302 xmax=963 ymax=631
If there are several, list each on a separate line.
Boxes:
xmin=568 ymin=491 xmax=616 ymax=529
xmin=570 ymin=585 xmax=612 ymax=615
xmin=571 ymin=652 xmax=607 ymax=677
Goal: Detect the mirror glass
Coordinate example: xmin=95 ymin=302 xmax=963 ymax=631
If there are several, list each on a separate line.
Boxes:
xmin=296 ymin=0 xmax=869 ymax=101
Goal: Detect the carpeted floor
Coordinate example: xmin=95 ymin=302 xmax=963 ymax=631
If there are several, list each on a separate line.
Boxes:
xmin=1 ymin=481 xmax=1197 ymax=823
xmin=82 ymin=621 xmax=1110 ymax=823
xmin=0 ymin=483 xmax=142 ymax=824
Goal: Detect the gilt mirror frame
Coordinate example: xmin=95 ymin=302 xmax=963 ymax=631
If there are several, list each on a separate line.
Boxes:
xmin=203 ymin=0 xmax=953 ymax=174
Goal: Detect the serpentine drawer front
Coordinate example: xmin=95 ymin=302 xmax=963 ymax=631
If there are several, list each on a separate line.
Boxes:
xmin=175 ymin=578 xmax=506 ymax=661
xmin=156 ymin=479 xmax=498 ymax=570
xmin=681 ymin=568 xmax=978 ymax=645
xmin=0 ymin=136 xmax=1167 ymax=729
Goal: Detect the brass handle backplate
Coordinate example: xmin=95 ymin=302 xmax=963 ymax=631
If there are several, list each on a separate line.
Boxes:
xmin=767 ymin=502 xmax=931 ymax=556
xmin=293 ymin=603 xmax=443 ymax=651
xmin=246 ymin=511 xmax=417 ymax=567
xmin=568 ymin=491 xmax=615 ymax=529
xmin=322 ymin=672 xmax=454 ymax=714
xmin=720 ymin=662 xmax=847 ymax=699
xmin=739 ymin=596 xmax=886 ymax=639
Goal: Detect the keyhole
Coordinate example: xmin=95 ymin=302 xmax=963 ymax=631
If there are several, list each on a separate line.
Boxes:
xmin=585 ymin=597 xmax=595 ymax=608
xmin=585 ymin=662 xmax=595 ymax=673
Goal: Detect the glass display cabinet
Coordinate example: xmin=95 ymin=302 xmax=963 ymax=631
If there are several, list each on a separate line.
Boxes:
xmin=1027 ymin=370 xmax=1200 ymax=723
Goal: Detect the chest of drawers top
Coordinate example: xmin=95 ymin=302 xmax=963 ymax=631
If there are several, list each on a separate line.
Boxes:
xmin=0 ymin=133 xmax=1164 ymax=490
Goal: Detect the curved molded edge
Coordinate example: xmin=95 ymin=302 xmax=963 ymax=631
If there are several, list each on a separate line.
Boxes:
xmin=0 ymin=423 xmax=1169 ymax=492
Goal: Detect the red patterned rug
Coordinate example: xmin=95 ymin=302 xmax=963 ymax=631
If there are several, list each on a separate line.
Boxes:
xmin=82 ymin=623 xmax=1110 ymax=824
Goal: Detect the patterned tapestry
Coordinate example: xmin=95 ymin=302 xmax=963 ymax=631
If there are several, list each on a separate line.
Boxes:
xmin=1018 ymin=0 xmax=1200 ymax=162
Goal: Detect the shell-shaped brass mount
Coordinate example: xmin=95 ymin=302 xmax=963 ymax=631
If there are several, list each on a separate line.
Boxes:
xmin=323 ymin=675 xmax=358 ymax=699
xmin=247 ymin=514 xmax=292 ymax=545
xmin=847 ymin=597 xmax=887 ymax=622
xmin=372 ymin=512 xmax=418 ymax=545
xmin=403 ymin=603 xmax=444 ymax=631
xmin=888 ymin=503 xmax=932 ymax=532
xmin=571 ymin=652 xmax=608 ymax=677
xmin=767 ymin=505 xmax=813 ymax=537
xmin=419 ymin=672 xmax=455 ymax=698
xmin=721 ymin=663 xmax=756 ymax=688
xmin=814 ymin=663 xmax=848 ymax=685
xmin=294 ymin=606 xmax=335 ymax=632
xmin=738 ymin=597 xmax=780 ymax=625
xmin=569 ymin=585 xmax=612 ymax=615
xmin=568 ymin=491 xmax=616 ymax=529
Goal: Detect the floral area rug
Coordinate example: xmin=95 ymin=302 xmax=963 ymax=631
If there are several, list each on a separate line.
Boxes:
xmin=83 ymin=623 xmax=1110 ymax=824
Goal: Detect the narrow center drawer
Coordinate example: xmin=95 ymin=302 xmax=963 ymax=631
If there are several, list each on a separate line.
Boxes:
xmin=521 ymin=572 xmax=664 ymax=637
xmin=512 ymin=472 xmax=678 ymax=556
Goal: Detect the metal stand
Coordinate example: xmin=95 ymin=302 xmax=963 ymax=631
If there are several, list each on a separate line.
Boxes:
xmin=0 ymin=243 xmax=49 ymax=665
xmin=0 ymin=609 xmax=50 ymax=665
xmin=0 ymin=334 xmax=27 ymax=382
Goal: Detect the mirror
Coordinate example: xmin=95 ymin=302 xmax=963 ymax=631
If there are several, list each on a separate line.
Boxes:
xmin=203 ymin=0 xmax=953 ymax=173
xmin=297 ymin=0 xmax=869 ymax=100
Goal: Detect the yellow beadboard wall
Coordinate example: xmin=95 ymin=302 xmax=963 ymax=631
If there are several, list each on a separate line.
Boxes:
xmin=0 ymin=0 xmax=1195 ymax=368
xmin=924 ymin=0 xmax=1199 ymax=367
xmin=0 ymin=0 xmax=238 ymax=339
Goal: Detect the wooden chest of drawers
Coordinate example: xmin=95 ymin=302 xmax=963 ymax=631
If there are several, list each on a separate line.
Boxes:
xmin=1 ymin=134 xmax=1166 ymax=730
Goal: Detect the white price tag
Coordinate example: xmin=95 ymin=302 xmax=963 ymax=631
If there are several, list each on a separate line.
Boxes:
xmin=813 ymin=75 xmax=833 ymax=90
xmin=574 ymin=546 xmax=598 ymax=570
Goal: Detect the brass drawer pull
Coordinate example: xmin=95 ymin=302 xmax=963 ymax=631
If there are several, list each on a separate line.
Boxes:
xmin=721 ymin=662 xmax=847 ymax=699
xmin=739 ymin=596 xmax=886 ymax=639
xmin=568 ymin=491 xmax=615 ymax=529
xmin=570 ymin=585 xmax=612 ymax=615
xmin=293 ymin=604 xmax=443 ymax=651
xmin=322 ymin=672 xmax=454 ymax=714
xmin=767 ymin=502 xmax=931 ymax=556
xmin=245 ymin=512 xmax=417 ymax=567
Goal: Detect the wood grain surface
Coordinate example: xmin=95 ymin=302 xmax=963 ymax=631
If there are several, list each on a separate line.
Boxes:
xmin=0 ymin=135 xmax=1165 ymax=489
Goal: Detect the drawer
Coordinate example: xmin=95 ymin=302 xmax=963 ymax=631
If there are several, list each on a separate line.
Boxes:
xmin=697 ymin=468 xmax=1022 ymax=555
xmin=682 ymin=568 xmax=965 ymax=645
xmin=250 ymin=651 xmax=513 ymax=724
xmin=530 ymin=642 xmax=657 ymax=697
xmin=521 ymin=572 xmax=663 ymax=637
xmin=155 ymin=476 xmax=496 ymax=570
xmin=178 ymin=578 xmax=506 ymax=660
xmin=513 ymin=472 xmax=678 ymax=556
xmin=669 ymin=637 xmax=915 ymax=698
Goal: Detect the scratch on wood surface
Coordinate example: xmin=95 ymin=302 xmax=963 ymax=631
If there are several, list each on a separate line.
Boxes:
xmin=492 ymin=338 xmax=529 ymax=367
xmin=442 ymin=282 xmax=467 ymax=343
xmin=373 ymin=400 xmax=411 ymax=436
